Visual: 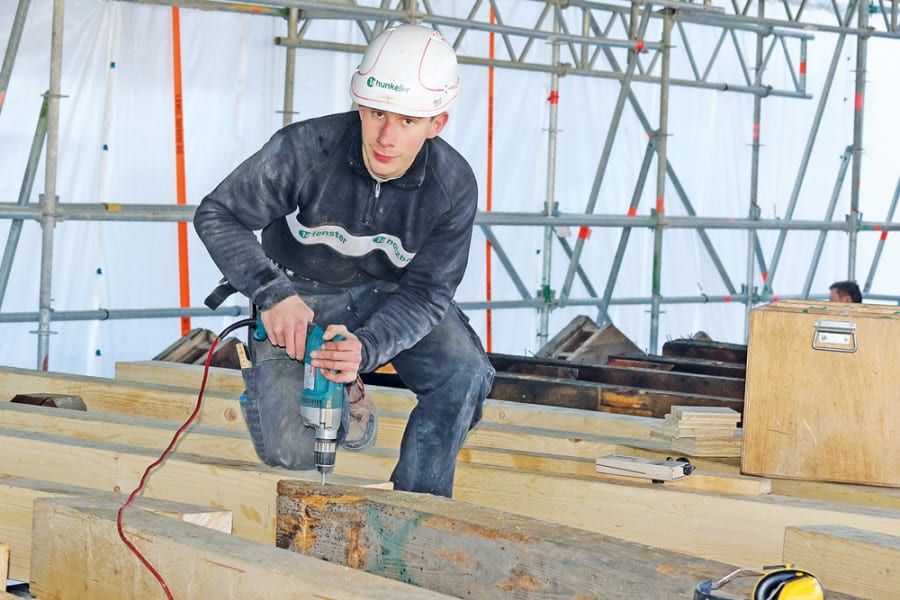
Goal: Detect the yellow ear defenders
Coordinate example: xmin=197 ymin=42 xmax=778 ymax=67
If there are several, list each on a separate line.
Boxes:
xmin=694 ymin=564 xmax=825 ymax=600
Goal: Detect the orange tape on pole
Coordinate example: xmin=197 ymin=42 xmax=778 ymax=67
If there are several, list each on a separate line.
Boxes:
xmin=172 ymin=7 xmax=191 ymax=335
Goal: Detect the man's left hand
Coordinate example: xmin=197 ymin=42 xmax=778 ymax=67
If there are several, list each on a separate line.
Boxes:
xmin=310 ymin=324 xmax=362 ymax=383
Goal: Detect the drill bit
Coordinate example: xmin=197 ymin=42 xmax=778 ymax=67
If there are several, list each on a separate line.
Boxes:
xmin=320 ymin=470 xmax=327 ymax=486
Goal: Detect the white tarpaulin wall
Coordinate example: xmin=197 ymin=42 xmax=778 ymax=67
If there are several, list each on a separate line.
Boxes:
xmin=1 ymin=0 xmax=898 ymax=377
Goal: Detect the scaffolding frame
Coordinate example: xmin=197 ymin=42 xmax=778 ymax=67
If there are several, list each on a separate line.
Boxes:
xmin=2 ymin=0 xmax=899 ymax=368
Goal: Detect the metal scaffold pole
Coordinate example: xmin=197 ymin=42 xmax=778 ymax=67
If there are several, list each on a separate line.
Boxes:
xmin=744 ymin=0 xmax=765 ymax=338
xmin=848 ymin=0 xmax=869 ymax=280
xmin=36 ymin=0 xmax=66 ymax=370
xmin=537 ymin=8 xmax=562 ymax=348
xmin=281 ymin=7 xmax=299 ymax=127
xmin=649 ymin=9 xmax=673 ymax=354
xmin=1 ymin=0 xmax=33 ymax=117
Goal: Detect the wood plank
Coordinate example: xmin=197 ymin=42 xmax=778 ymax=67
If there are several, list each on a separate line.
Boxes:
xmin=661 ymin=339 xmax=747 ymax=364
xmin=276 ymin=481 xmax=745 ymax=599
xmin=490 ymin=372 xmax=743 ymax=418
xmin=117 ymin=359 xmax=246 ymax=394
xmin=115 ymin=360 xmax=661 ymax=439
xmin=0 ymin=427 xmax=385 ymax=546
xmin=783 ymin=525 xmax=900 ymax=600
xmin=0 ymin=365 xmax=246 ymax=430
xmin=30 ymin=494 xmax=451 ymax=600
xmin=490 ymin=352 xmax=747 ymax=399
xmin=457 ymin=446 xmax=771 ymax=496
xmin=0 ymin=475 xmax=232 ymax=582
xmin=448 ymin=463 xmax=900 ymax=567
xmin=0 ymin=542 xmax=7 ymax=592
xmin=607 ymin=353 xmax=746 ymax=378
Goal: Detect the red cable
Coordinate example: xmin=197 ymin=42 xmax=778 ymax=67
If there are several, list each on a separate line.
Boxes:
xmin=116 ymin=336 xmax=220 ymax=599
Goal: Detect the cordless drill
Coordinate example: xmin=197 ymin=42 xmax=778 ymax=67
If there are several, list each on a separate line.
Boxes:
xmin=253 ymin=317 xmax=344 ymax=485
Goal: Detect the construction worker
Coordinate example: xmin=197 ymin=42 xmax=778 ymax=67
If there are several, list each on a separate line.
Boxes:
xmin=194 ymin=24 xmax=494 ymax=497
xmin=828 ymin=280 xmax=862 ymax=303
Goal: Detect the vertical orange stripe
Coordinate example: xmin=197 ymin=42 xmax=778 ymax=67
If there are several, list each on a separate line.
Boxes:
xmin=485 ymin=9 xmax=495 ymax=352
xmin=172 ymin=8 xmax=191 ymax=334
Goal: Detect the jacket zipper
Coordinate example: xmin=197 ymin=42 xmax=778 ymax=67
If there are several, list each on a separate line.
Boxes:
xmin=364 ymin=181 xmax=381 ymax=224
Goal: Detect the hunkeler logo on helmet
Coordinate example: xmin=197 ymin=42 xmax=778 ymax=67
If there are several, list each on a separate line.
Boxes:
xmin=367 ymin=77 xmax=409 ymax=94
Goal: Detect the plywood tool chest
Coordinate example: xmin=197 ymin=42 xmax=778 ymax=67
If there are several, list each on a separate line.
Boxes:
xmin=742 ymin=300 xmax=899 ymax=487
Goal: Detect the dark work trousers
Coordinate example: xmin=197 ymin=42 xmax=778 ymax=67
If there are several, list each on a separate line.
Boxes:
xmin=240 ymin=277 xmax=495 ymax=497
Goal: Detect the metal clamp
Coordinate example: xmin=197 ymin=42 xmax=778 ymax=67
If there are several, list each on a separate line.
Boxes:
xmin=812 ymin=319 xmax=857 ymax=353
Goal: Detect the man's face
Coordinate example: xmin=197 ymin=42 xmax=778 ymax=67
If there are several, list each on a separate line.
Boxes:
xmin=358 ymin=106 xmax=448 ymax=180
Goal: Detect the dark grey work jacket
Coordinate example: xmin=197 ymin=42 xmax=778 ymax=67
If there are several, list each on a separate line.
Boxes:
xmin=193 ymin=111 xmax=479 ymax=373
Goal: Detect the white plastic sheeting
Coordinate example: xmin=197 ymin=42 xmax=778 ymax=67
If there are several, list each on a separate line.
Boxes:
xmin=1 ymin=0 xmax=897 ymax=377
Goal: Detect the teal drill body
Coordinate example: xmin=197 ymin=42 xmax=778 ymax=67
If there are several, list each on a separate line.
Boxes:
xmin=254 ymin=317 xmax=343 ymax=484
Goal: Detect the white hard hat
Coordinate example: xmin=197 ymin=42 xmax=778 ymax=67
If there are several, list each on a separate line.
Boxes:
xmin=349 ymin=24 xmax=460 ymax=118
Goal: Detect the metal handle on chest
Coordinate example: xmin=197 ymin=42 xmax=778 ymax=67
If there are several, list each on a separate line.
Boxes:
xmin=812 ymin=319 xmax=857 ymax=353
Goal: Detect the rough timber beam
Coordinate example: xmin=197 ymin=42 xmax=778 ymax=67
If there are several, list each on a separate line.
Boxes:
xmin=0 ymin=476 xmax=231 ymax=582
xmin=276 ymin=481 xmax=748 ymax=598
xmin=30 ymin=494 xmax=451 ymax=600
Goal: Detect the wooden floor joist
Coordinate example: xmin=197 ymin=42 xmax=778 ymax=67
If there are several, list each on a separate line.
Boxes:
xmin=450 ymin=464 xmax=900 ymax=567
xmin=30 ymin=494 xmax=451 ymax=600
xmin=0 ymin=365 xmax=245 ymax=430
xmin=275 ymin=481 xmax=752 ymax=599
xmin=0 ymin=476 xmax=232 ymax=581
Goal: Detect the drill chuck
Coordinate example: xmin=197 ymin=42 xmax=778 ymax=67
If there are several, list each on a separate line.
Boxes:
xmin=314 ymin=438 xmax=337 ymax=484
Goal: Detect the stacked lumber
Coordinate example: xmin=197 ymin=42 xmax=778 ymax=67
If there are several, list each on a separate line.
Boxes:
xmin=0 ymin=363 xmax=895 ymax=598
xmin=650 ymin=405 xmax=743 ymax=457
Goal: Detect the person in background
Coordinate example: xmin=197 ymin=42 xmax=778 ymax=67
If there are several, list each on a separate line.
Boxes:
xmin=194 ymin=24 xmax=494 ymax=498
xmin=828 ymin=280 xmax=863 ymax=303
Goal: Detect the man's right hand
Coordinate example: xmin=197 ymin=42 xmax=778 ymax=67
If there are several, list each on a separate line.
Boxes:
xmin=259 ymin=296 xmax=315 ymax=360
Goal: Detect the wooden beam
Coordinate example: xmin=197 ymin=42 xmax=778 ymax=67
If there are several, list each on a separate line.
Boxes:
xmin=0 ymin=542 xmax=7 ymax=591
xmin=661 ymin=339 xmax=747 ymax=364
xmin=30 ymin=494 xmax=451 ymax=600
xmin=115 ymin=361 xmax=663 ymax=439
xmin=0 ymin=427 xmax=385 ymax=545
xmin=448 ymin=463 xmax=900 ymax=567
xmin=783 ymin=525 xmax=900 ymax=600
xmin=276 ymin=481 xmax=748 ymax=599
xmin=489 ymin=373 xmax=743 ymax=417
xmin=116 ymin=360 xmax=246 ymax=394
xmin=489 ymin=352 xmax=746 ymax=399
xmin=0 ymin=365 xmax=245 ymax=430
xmin=0 ymin=475 xmax=232 ymax=581
xmin=607 ymin=353 xmax=746 ymax=379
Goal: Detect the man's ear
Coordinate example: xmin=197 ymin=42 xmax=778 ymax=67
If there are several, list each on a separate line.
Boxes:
xmin=427 ymin=112 xmax=449 ymax=138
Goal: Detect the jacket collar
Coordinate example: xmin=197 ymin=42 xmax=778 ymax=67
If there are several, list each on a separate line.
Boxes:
xmin=346 ymin=119 xmax=429 ymax=189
